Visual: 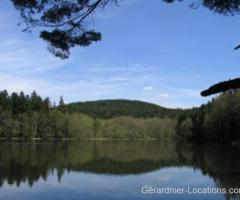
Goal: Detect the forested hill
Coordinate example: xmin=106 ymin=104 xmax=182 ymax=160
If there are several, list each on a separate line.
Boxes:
xmin=66 ymin=99 xmax=183 ymax=119
xmin=0 ymin=90 xmax=178 ymax=139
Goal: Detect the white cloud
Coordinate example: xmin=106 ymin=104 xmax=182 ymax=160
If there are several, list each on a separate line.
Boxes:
xmin=157 ymin=93 xmax=169 ymax=98
xmin=144 ymin=86 xmax=153 ymax=91
xmin=0 ymin=39 xmax=69 ymax=74
xmin=86 ymin=63 xmax=153 ymax=73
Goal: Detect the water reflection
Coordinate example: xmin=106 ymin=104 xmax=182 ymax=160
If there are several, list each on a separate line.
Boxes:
xmin=0 ymin=140 xmax=240 ymax=200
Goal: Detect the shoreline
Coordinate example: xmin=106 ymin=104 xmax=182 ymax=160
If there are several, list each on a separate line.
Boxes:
xmin=0 ymin=137 xmax=161 ymax=141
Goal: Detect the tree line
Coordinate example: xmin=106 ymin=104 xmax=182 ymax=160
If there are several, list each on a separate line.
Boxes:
xmin=0 ymin=90 xmax=69 ymax=139
xmin=1 ymin=89 xmax=240 ymax=143
xmin=0 ymin=90 xmax=177 ymax=140
xmin=177 ymin=90 xmax=240 ymax=144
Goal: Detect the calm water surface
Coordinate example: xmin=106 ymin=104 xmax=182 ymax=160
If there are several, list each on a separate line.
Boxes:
xmin=0 ymin=140 xmax=240 ymax=200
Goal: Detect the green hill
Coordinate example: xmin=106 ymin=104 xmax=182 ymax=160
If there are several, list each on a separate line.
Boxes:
xmin=66 ymin=99 xmax=183 ymax=119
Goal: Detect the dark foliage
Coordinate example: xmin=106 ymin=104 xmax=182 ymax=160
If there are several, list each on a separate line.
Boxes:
xmin=0 ymin=90 xmax=69 ymax=139
xmin=66 ymin=99 xmax=184 ymax=119
xmin=163 ymin=0 xmax=240 ymax=15
xmin=177 ymin=90 xmax=240 ymax=143
xmin=11 ymin=0 xmax=118 ymax=58
xmin=0 ymin=90 xmax=50 ymax=114
xmin=10 ymin=0 xmax=240 ymax=58
xmin=201 ymin=78 xmax=240 ymax=96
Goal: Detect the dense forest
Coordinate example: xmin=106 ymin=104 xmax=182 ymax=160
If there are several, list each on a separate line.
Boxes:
xmin=67 ymin=100 xmax=183 ymax=119
xmin=177 ymin=90 xmax=240 ymax=144
xmin=1 ymin=89 xmax=240 ymax=143
xmin=0 ymin=90 xmax=176 ymax=140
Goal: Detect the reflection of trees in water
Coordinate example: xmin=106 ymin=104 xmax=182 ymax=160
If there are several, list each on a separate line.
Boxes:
xmin=0 ymin=141 xmax=178 ymax=186
xmin=176 ymin=142 xmax=240 ymax=200
xmin=0 ymin=141 xmax=240 ymax=199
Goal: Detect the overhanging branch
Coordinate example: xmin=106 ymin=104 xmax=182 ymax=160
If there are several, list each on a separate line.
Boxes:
xmin=201 ymin=78 xmax=240 ymax=97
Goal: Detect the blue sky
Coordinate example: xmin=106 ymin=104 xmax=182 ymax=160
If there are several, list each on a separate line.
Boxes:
xmin=0 ymin=0 xmax=240 ymax=108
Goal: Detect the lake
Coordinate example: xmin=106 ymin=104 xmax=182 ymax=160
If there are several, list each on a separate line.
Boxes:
xmin=0 ymin=140 xmax=240 ymax=200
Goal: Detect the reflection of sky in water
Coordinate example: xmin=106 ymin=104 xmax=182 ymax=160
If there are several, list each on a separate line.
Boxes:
xmin=0 ymin=167 xmax=225 ymax=200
